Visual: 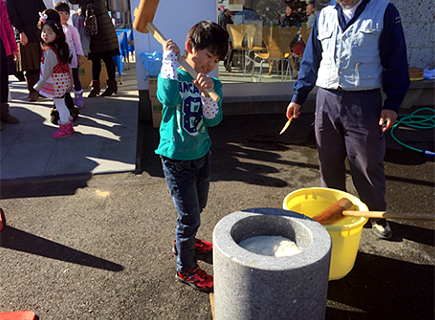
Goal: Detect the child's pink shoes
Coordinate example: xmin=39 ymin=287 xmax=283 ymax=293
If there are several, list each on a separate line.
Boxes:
xmin=52 ymin=120 xmax=74 ymax=138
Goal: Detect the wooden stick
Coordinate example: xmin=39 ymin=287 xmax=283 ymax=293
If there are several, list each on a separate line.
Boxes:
xmin=133 ymin=5 xmax=221 ymax=102
xmin=312 ymin=198 xmax=435 ymax=226
xmin=209 ymin=293 xmax=215 ymax=320
xmin=279 ymin=116 xmax=293 ymax=135
xmin=145 ymin=23 xmax=220 ymax=102
xmin=343 ymin=210 xmax=435 ymax=221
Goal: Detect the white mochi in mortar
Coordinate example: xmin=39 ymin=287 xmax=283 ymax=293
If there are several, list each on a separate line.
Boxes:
xmin=238 ymin=235 xmax=302 ymax=257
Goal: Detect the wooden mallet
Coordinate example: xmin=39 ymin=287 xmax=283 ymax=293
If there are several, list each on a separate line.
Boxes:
xmin=133 ymin=0 xmax=221 ymax=102
xmin=312 ymin=198 xmax=435 ymax=226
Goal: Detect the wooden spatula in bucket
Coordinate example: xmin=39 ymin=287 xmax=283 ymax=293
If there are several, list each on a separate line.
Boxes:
xmin=312 ymin=198 xmax=435 ymax=225
xmin=133 ymin=0 xmax=221 ymax=102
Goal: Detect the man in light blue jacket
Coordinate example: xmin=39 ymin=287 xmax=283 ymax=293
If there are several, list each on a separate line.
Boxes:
xmin=286 ymin=0 xmax=410 ymax=239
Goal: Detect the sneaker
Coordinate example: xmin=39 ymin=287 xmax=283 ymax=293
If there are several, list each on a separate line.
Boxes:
xmin=75 ymin=92 xmax=84 ymax=109
xmin=176 ymin=265 xmax=213 ymax=293
xmin=370 ymin=219 xmax=392 ymax=239
xmin=172 ymin=238 xmax=213 ymax=255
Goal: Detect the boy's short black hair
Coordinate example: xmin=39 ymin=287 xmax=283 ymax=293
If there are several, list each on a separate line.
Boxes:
xmin=185 ymin=21 xmax=229 ymax=61
xmin=54 ymin=1 xmax=71 ymax=13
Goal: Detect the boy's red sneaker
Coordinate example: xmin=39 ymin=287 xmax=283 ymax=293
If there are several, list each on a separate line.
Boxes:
xmin=176 ymin=265 xmax=213 ymax=293
xmin=172 ymin=238 xmax=213 ymax=255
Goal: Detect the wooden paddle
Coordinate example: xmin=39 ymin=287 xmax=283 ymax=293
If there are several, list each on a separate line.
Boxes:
xmin=133 ymin=0 xmax=220 ymax=102
xmin=279 ymin=116 xmax=293 ymax=135
xmin=312 ymin=198 xmax=435 ymax=225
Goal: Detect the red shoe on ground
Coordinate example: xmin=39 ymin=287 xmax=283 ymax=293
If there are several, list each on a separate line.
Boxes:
xmin=176 ymin=265 xmax=213 ymax=293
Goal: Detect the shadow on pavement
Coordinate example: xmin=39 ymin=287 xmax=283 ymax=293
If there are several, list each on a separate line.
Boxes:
xmin=0 ymin=225 xmax=124 ymax=272
xmin=326 ymin=252 xmax=434 ymax=319
xmin=136 ymin=113 xmax=319 ymax=186
xmin=209 ymin=113 xmax=318 ymax=187
xmin=384 ymin=171 xmax=435 ymax=187
xmin=385 ymin=146 xmax=434 ymax=166
xmin=388 ymin=221 xmax=435 ymax=246
xmin=132 ymin=111 xmax=435 ymax=193
xmin=0 ymin=174 xmax=92 ymax=200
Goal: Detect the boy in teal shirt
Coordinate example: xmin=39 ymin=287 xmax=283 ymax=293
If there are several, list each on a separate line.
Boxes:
xmin=155 ymin=21 xmax=228 ymax=293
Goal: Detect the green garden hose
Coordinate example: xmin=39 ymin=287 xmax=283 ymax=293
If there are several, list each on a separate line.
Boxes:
xmin=390 ymin=107 xmax=435 ymax=156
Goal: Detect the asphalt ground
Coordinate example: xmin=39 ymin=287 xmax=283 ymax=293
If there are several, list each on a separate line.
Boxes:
xmin=1 ymin=109 xmax=434 ymax=319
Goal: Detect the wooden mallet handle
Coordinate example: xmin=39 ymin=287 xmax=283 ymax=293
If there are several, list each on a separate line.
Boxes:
xmin=145 ymin=23 xmax=220 ymax=102
xmin=133 ymin=6 xmax=220 ymax=102
xmin=342 ymin=210 xmax=435 ymax=221
xmin=313 ymin=198 xmax=435 ymax=226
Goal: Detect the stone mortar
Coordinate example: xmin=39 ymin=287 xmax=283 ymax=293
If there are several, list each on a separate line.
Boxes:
xmin=213 ymin=208 xmax=332 ymax=320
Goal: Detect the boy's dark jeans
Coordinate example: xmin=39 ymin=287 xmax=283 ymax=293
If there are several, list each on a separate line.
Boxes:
xmin=160 ymin=151 xmax=211 ymax=273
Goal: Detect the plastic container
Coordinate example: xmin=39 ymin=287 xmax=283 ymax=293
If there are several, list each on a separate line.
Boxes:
xmin=283 ymin=187 xmax=368 ymax=280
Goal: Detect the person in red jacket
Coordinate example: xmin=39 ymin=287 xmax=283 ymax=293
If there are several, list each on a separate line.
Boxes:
xmin=0 ymin=0 xmax=20 ymax=131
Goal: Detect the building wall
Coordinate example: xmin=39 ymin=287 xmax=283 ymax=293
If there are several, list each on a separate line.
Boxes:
xmin=43 ymin=0 xmax=53 ymax=8
xmin=45 ymin=0 xmax=433 ymax=70
xmin=97 ymin=0 xmax=434 ymax=71
xmin=391 ymin=0 xmax=435 ymax=69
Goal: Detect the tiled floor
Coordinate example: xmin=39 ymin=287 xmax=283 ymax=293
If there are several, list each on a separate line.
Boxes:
xmin=0 ymin=58 xmax=298 ymax=181
xmin=0 ymin=63 xmax=139 ymax=180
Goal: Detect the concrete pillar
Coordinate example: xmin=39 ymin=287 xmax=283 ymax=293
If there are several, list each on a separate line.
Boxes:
xmin=213 ymin=208 xmax=331 ymax=320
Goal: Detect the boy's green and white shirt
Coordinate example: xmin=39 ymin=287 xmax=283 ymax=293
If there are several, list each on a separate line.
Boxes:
xmin=154 ymin=51 xmax=223 ymax=161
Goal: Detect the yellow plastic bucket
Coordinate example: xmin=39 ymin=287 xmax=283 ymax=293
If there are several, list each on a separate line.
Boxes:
xmin=283 ymin=187 xmax=368 ymax=280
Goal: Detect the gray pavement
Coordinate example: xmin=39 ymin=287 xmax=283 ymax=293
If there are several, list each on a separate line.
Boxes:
xmin=0 ymin=64 xmax=434 ymax=319
xmin=0 ymin=64 xmax=138 ymax=180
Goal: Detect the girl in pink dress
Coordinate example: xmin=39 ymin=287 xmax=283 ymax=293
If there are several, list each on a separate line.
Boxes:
xmin=34 ymin=10 xmax=73 ymax=138
xmin=55 ymin=1 xmax=85 ymax=108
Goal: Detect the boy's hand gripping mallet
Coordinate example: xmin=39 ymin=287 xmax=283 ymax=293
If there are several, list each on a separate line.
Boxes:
xmin=133 ymin=0 xmax=220 ymax=102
